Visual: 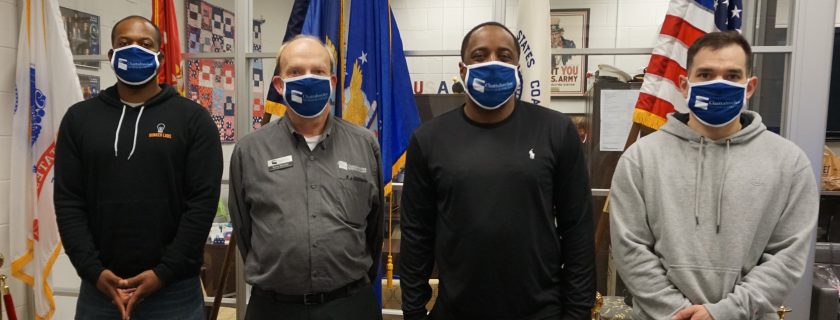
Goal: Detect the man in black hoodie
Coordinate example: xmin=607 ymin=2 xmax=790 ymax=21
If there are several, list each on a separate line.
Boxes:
xmin=54 ymin=15 xmax=223 ymax=320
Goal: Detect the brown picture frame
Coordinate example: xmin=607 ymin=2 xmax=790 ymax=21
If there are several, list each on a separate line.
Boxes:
xmin=550 ymin=9 xmax=589 ymax=97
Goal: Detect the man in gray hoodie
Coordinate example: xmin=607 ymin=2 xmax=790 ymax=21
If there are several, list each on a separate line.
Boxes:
xmin=610 ymin=31 xmax=818 ymax=320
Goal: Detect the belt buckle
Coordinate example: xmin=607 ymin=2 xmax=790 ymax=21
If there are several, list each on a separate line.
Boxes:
xmin=303 ymin=293 xmax=324 ymax=305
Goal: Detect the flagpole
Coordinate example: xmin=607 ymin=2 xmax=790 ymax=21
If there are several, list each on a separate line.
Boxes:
xmin=339 ymin=0 xmax=346 ymax=116
xmin=384 ymin=0 xmax=395 ymax=291
xmin=0 ymin=253 xmax=3 ymax=317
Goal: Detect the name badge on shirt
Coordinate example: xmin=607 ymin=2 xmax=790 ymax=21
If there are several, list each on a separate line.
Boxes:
xmin=267 ymin=155 xmax=293 ymax=171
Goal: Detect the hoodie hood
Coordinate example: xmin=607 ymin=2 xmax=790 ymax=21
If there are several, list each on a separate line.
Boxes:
xmin=659 ymin=110 xmax=766 ymax=145
xmin=98 ymin=83 xmax=177 ymax=109
xmin=99 ymin=84 xmax=178 ymax=160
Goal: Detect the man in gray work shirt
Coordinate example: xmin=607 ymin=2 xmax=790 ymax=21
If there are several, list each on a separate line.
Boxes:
xmin=229 ymin=35 xmax=384 ymax=319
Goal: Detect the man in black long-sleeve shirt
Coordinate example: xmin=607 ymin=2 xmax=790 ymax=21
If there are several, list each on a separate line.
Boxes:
xmin=54 ymin=16 xmax=222 ymax=320
xmin=400 ymin=21 xmax=595 ymax=319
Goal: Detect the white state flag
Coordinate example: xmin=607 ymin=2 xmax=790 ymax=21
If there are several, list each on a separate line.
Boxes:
xmin=514 ymin=0 xmax=550 ymax=107
xmin=10 ymin=0 xmax=83 ymax=318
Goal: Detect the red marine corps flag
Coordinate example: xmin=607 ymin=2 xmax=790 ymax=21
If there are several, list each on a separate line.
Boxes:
xmin=153 ymin=0 xmax=184 ymax=95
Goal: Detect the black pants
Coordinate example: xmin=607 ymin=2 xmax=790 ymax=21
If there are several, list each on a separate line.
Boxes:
xmin=245 ymin=284 xmax=382 ymax=320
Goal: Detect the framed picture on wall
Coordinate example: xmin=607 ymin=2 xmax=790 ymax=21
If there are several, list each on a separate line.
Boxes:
xmin=77 ymin=74 xmax=100 ymax=100
xmin=550 ymin=9 xmax=589 ymax=97
xmin=59 ymin=7 xmax=100 ymax=69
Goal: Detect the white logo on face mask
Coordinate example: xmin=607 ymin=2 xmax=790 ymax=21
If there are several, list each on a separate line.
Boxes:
xmin=695 ymin=96 xmax=710 ymax=110
xmin=473 ymin=78 xmax=486 ymax=93
xmin=157 ymin=123 xmax=166 ymax=133
xmin=291 ymin=90 xmax=303 ymax=103
xmin=529 ymin=148 xmax=535 ymax=159
xmin=118 ymin=58 xmax=128 ymax=70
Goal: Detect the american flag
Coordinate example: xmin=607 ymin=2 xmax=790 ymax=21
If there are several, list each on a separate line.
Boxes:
xmin=633 ymin=0 xmax=743 ymax=130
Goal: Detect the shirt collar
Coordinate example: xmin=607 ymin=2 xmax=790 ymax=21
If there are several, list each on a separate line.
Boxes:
xmin=279 ymin=114 xmax=334 ymax=149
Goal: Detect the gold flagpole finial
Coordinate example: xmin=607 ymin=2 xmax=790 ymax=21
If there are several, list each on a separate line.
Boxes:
xmin=0 ymin=274 xmax=8 ymax=295
xmin=777 ymin=305 xmax=791 ymax=320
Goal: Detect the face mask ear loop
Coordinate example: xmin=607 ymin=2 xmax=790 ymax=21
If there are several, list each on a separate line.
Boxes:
xmin=109 ymin=51 xmax=117 ymax=71
xmin=685 ymin=81 xmax=694 ymax=104
xmin=462 ymin=66 xmax=477 ymax=105
xmin=742 ymin=81 xmax=749 ymax=111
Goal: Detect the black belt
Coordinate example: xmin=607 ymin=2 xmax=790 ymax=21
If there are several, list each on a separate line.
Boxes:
xmin=253 ymin=278 xmax=368 ymax=305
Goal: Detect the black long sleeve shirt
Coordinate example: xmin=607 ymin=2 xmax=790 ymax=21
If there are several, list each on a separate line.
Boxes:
xmin=54 ymin=84 xmax=223 ymax=285
xmin=400 ymin=100 xmax=595 ymax=319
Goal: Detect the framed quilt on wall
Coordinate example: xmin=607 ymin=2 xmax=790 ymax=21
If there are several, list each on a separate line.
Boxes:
xmin=185 ymin=0 xmax=236 ymax=142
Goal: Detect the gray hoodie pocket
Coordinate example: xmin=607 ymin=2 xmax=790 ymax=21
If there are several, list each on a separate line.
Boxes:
xmin=667 ymin=264 xmax=742 ymax=304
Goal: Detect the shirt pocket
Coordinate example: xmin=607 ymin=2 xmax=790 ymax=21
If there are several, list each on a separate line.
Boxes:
xmin=336 ymin=175 xmax=373 ymax=227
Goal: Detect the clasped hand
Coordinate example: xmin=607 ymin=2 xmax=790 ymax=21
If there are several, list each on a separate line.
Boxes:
xmin=96 ymin=269 xmax=164 ymax=320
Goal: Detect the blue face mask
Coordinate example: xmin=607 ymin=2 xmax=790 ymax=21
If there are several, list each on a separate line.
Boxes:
xmin=110 ymin=44 xmax=161 ymax=86
xmin=462 ymin=61 xmax=519 ymax=110
xmin=281 ymin=74 xmax=333 ymax=118
xmin=686 ymin=79 xmax=748 ymax=127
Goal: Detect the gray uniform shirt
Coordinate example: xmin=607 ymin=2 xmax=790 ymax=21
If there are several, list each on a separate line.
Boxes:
xmin=229 ymin=115 xmax=383 ymax=294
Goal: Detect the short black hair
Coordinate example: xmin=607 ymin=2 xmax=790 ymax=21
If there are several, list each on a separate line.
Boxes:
xmin=460 ymin=21 xmax=520 ymax=61
xmin=686 ymin=31 xmax=752 ymax=74
xmin=111 ymin=15 xmax=162 ymax=48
